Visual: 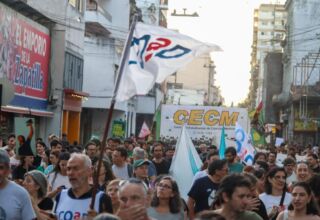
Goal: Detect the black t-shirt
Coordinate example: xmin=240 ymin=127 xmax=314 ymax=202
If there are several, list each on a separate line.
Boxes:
xmin=152 ymin=159 xmax=170 ymax=175
xmin=255 ymin=198 xmax=268 ymax=220
xmin=312 ymin=165 xmax=320 ymax=174
xmin=54 ymin=188 xmax=113 ymax=214
xmin=188 ymin=176 xmax=220 ymax=213
xmin=38 ymin=197 xmax=54 ymax=210
xmin=33 ymin=155 xmax=42 ymax=168
xmin=12 ymin=165 xmax=35 ymax=180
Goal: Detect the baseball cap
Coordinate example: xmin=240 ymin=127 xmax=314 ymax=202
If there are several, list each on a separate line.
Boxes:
xmin=133 ymin=159 xmax=150 ymax=169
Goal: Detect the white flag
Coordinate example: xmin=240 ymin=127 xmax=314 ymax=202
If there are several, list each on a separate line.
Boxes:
xmin=169 ymin=126 xmax=203 ymax=200
xmin=235 ymin=122 xmax=255 ymax=165
xmin=116 ymin=22 xmax=222 ymax=102
xmin=138 ymin=121 xmax=151 ymax=138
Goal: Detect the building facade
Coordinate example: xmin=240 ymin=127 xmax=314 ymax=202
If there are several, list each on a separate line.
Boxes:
xmin=0 ymin=0 xmax=86 ymax=144
xmin=273 ymin=0 xmax=320 ymax=145
xmin=249 ymin=4 xmax=287 ymax=109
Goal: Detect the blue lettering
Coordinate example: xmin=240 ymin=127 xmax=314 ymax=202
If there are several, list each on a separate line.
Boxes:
xmin=235 ymin=129 xmax=245 ymax=153
xmin=14 ymin=55 xmax=44 ymax=91
xmin=130 ymin=35 xmax=151 ymax=68
xmin=155 ymin=45 xmax=191 ymax=59
xmin=64 ymin=211 xmax=72 ymax=220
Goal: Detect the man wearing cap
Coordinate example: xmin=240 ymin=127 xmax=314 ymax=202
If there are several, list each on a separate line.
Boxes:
xmin=133 ymin=159 xmax=151 ymax=186
xmin=0 ymin=149 xmax=36 ymax=219
xmin=133 ymin=147 xmax=157 ymax=182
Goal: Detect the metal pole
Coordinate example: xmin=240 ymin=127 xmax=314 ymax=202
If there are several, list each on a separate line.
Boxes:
xmin=90 ymin=14 xmax=138 ymax=209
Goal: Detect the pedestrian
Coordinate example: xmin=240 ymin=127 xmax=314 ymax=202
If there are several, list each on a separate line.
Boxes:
xmin=133 ymin=159 xmax=151 ymax=186
xmin=33 ymin=141 xmax=47 ymax=168
xmin=224 ymin=147 xmax=244 ymax=173
xmin=295 ymin=161 xmax=311 ymax=182
xmin=48 ymin=153 xmax=113 ymax=219
xmin=282 ymin=157 xmax=297 ymax=185
xmin=259 ymin=167 xmax=292 ymax=220
xmin=151 ymin=143 xmax=170 ymax=175
xmin=106 ymin=179 xmax=121 ymax=214
xmin=187 ymin=159 xmax=228 ymax=219
xmin=243 ymin=173 xmax=268 ymax=220
xmin=112 ymin=147 xmax=133 ymax=180
xmin=307 ymin=153 xmax=320 ymax=174
xmin=95 ymin=159 xmax=115 ymax=191
xmin=47 ymin=152 xmax=71 ymax=198
xmin=12 ymin=145 xmax=35 ymax=183
xmin=0 ymin=149 xmax=36 ymax=219
xmin=213 ymin=174 xmax=263 ymax=220
xmin=23 ymin=170 xmax=54 ymax=219
xmin=117 ymin=178 xmax=152 ymax=220
xmin=276 ymin=182 xmax=320 ymax=220
xmin=148 ymin=176 xmax=184 ymax=219
xmin=267 ymin=152 xmax=278 ymax=171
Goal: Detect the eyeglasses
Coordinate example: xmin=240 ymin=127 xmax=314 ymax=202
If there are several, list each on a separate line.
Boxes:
xmin=157 ymin=183 xmax=172 ymax=190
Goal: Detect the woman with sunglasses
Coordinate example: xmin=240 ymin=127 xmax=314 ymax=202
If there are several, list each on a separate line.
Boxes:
xmin=259 ymin=167 xmax=292 ymax=220
xmin=276 ymin=182 xmax=320 ymax=220
xmin=148 ymin=176 xmax=185 ymax=220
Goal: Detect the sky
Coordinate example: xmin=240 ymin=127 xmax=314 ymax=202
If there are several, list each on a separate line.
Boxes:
xmin=168 ymin=0 xmax=286 ymax=106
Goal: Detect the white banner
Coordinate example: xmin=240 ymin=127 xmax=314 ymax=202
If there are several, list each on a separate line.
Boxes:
xmin=160 ymin=105 xmax=248 ymax=147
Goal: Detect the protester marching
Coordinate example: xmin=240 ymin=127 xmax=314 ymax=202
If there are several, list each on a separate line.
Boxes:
xmin=2 ymin=4 xmax=320 ymax=220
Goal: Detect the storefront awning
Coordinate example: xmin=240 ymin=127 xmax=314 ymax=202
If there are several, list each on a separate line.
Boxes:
xmin=1 ymin=105 xmax=54 ymax=117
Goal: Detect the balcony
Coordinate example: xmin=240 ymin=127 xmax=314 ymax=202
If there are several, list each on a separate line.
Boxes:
xmin=85 ymin=0 xmax=113 ymax=37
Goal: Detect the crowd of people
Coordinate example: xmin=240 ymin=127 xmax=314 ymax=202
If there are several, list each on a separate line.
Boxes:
xmin=1 ymin=133 xmax=320 ymax=220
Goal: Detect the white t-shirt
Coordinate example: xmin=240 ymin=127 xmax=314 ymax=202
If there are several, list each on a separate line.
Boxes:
xmin=112 ymin=163 xmax=130 ymax=180
xmin=47 ymin=172 xmax=71 ymax=191
xmin=259 ymin=192 xmax=292 ymax=215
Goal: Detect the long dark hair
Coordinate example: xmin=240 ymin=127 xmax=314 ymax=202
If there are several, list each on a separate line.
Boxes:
xmin=288 ymin=182 xmax=320 ymax=215
xmin=151 ymin=176 xmax=182 ymax=213
xmin=264 ymin=167 xmax=287 ymax=194
xmin=50 ymin=152 xmax=70 ymax=187
xmin=97 ymin=159 xmax=115 ymax=185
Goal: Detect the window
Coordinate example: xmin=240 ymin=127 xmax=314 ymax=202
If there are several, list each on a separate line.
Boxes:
xmin=64 ymin=52 xmax=83 ymax=91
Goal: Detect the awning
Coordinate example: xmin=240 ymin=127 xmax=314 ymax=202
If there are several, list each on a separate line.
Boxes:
xmin=1 ymin=105 xmax=54 ymax=117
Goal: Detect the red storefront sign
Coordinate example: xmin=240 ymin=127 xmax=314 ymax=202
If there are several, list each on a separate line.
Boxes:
xmin=0 ymin=4 xmax=50 ymax=109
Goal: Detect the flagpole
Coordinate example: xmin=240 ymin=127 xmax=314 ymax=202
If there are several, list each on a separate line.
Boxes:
xmin=90 ymin=14 xmax=138 ymax=209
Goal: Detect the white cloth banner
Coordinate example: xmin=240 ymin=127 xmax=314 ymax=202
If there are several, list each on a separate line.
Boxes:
xmin=169 ymin=126 xmax=203 ymax=200
xmin=235 ymin=122 xmax=255 ymax=165
xmin=116 ymin=22 xmax=222 ymax=102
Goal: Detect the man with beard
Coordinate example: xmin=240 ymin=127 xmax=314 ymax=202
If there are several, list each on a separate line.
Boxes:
xmin=0 ymin=149 xmax=35 ymax=220
xmin=225 ymin=147 xmax=244 ymax=173
xmin=49 ymin=153 xmax=112 ymax=219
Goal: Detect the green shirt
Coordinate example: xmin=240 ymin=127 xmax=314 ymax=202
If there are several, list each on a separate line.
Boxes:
xmin=228 ymin=162 xmax=244 ymax=173
xmin=238 ymin=211 xmax=263 ymax=220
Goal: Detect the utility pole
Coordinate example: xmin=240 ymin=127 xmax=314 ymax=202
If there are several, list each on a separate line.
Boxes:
xmin=204 ymin=61 xmax=216 ymax=105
